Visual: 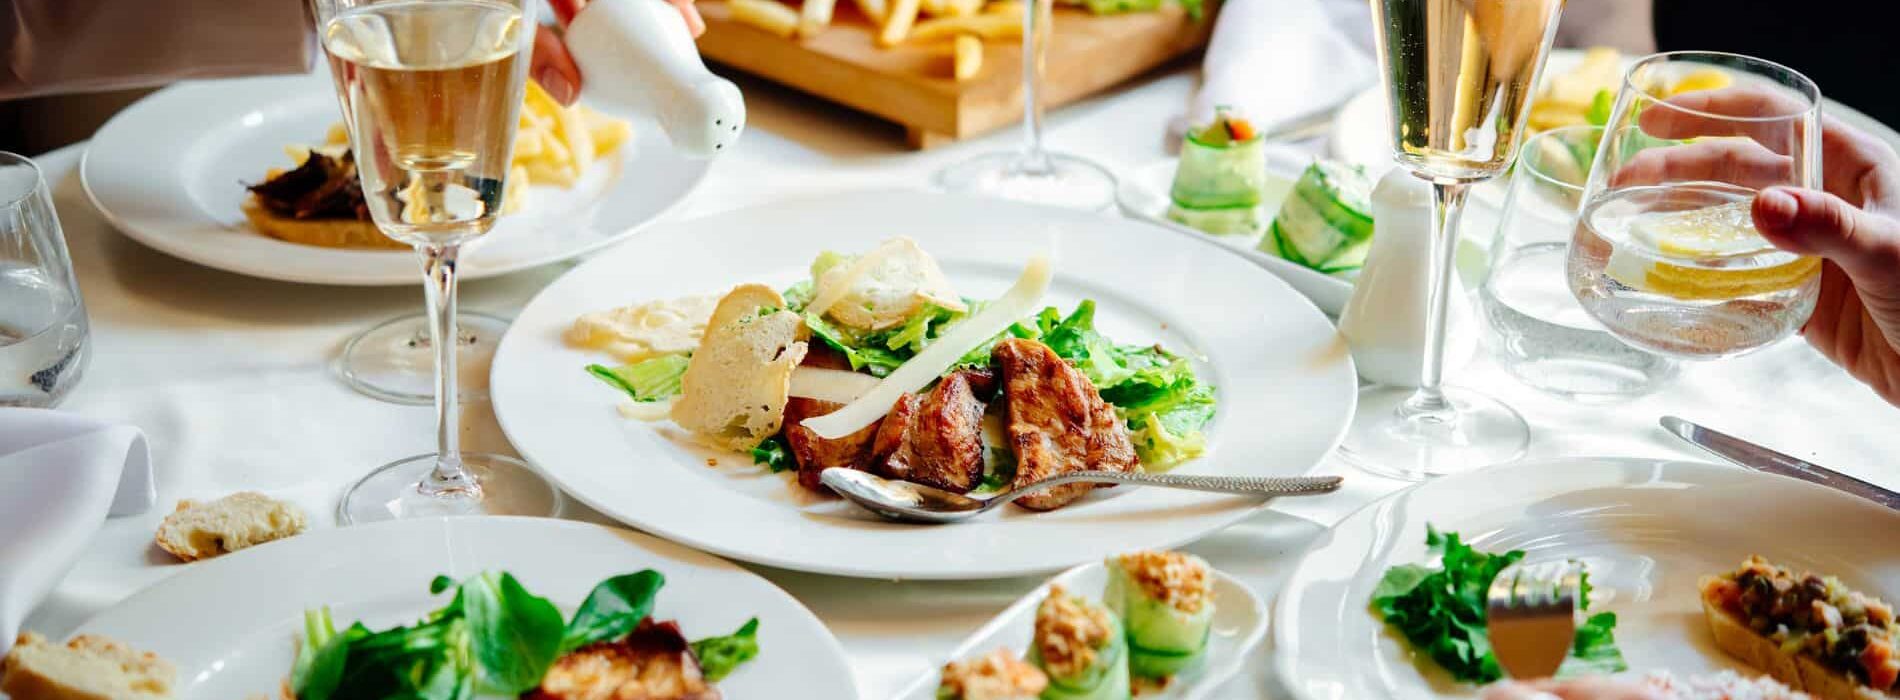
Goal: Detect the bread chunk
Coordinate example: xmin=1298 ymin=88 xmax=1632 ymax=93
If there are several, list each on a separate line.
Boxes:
xmin=154 ymin=491 xmax=307 ymax=562
xmin=1 ymin=632 xmax=175 ymax=700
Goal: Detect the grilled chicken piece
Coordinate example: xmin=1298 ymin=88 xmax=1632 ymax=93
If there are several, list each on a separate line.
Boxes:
xmin=992 ymin=339 xmax=1138 ymax=510
xmin=524 ymin=620 xmax=720 ymax=700
xmin=782 ymin=397 xmax=881 ymax=493
xmin=869 ymin=370 xmax=987 ymax=493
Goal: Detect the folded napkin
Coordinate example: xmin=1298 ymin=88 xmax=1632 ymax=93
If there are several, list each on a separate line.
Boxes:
xmin=1187 ymin=0 xmax=1377 ymax=135
xmin=0 ymin=408 xmax=155 ymax=654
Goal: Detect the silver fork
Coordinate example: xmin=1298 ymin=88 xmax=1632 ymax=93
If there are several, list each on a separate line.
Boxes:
xmin=1486 ymin=560 xmax=1582 ymax=680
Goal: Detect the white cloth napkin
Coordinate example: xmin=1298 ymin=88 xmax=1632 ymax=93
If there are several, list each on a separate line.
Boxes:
xmin=1188 ymin=0 xmax=1377 ymax=134
xmin=0 ymin=408 xmax=154 ymax=654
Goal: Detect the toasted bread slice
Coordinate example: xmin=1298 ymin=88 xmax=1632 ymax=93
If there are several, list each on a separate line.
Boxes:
xmin=155 ymin=491 xmax=308 ymax=562
xmin=1 ymin=632 xmax=175 ymax=700
xmin=241 ymin=199 xmax=405 ymax=250
xmin=1701 ymin=577 xmax=1894 ymax=700
xmin=669 ymin=284 xmax=809 ymax=451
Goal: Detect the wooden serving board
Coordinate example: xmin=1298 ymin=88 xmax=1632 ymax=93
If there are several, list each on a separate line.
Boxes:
xmin=695 ymin=1 xmax=1215 ymax=148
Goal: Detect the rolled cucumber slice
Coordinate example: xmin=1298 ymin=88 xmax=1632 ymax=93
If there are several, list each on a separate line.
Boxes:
xmin=1104 ymin=554 xmax=1215 ymax=679
xmin=1167 ymin=111 xmax=1267 ymax=236
xmin=1261 ymin=160 xmax=1374 ymax=274
xmin=1028 ymin=590 xmax=1132 ymax=700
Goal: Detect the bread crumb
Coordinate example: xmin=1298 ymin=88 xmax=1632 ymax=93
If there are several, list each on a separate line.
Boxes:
xmin=705 ymin=458 xmax=719 ymax=467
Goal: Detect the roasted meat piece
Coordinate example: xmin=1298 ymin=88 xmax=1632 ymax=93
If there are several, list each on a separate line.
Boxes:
xmin=245 ymin=151 xmax=370 ymax=221
xmin=782 ymin=397 xmax=880 ymax=492
xmin=524 ymin=620 xmax=720 ymax=700
xmin=991 ymin=338 xmax=1138 ymax=510
xmin=868 ymin=370 xmax=987 ymax=493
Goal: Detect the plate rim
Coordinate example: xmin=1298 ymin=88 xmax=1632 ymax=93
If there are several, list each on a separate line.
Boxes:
xmin=489 ymin=187 xmax=1358 ymax=580
xmin=77 ymin=71 xmax=711 ymax=287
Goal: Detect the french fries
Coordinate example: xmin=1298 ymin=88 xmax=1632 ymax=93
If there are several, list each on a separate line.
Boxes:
xmin=729 ymin=0 xmax=801 ymax=37
xmin=953 ymin=34 xmax=983 ymax=81
xmin=984 ymin=1 xmax=1022 ymax=14
xmin=918 ymin=0 xmax=947 ymax=16
xmin=852 ymin=0 xmax=889 ymax=23
xmin=943 ymin=0 xmax=984 ymax=17
xmin=909 ymin=12 xmax=1021 ymax=41
xmin=877 ymin=0 xmax=923 ymax=46
xmin=799 ymin=0 xmax=838 ymax=38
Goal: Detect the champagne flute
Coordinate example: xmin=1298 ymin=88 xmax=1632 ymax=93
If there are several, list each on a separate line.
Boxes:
xmin=1567 ymin=52 xmax=1822 ymax=359
xmin=934 ymin=0 xmax=1116 ymax=210
xmin=1339 ymin=0 xmax=1564 ymax=480
xmin=315 ymin=0 xmax=562 ymax=522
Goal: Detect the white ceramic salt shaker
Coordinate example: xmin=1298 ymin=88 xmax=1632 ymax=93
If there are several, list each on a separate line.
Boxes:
xmin=1337 ymin=170 xmax=1476 ymax=387
xmin=564 ymin=0 xmax=746 ymax=157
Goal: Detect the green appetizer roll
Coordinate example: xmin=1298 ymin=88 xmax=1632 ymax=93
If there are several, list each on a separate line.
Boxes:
xmin=1104 ymin=551 xmax=1215 ymax=679
xmin=1168 ymin=109 xmax=1267 ymax=236
xmin=1260 ymin=160 xmax=1375 ymax=278
xmin=1028 ymin=585 xmax=1132 ymax=700
xmin=937 ymin=648 xmax=1049 ymax=700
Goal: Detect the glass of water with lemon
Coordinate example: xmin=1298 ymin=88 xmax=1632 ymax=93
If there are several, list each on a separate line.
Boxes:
xmin=1568 ymin=52 xmax=1823 ymax=359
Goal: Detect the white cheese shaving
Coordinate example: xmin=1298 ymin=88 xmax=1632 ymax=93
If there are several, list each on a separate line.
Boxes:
xmin=616 ymin=399 xmax=676 ymax=421
xmin=807 ymin=237 xmax=968 ymax=330
xmin=800 ymin=254 xmax=1052 ymax=439
xmin=788 ymin=367 xmax=883 ymax=404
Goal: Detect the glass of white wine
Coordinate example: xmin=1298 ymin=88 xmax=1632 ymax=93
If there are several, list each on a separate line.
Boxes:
xmin=314 ymin=0 xmax=562 ymax=523
xmin=1339 ymin=0 xmax=1565 ymax=480
xmin=1567 ymin=52 xmax=1822 ymax=360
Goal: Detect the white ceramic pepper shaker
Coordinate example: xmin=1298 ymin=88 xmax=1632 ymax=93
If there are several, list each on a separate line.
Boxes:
xmin=1337 ymin=170 xmax=1475 ymax=387
xmin=564 ymin=0 xmax=747 ymax=157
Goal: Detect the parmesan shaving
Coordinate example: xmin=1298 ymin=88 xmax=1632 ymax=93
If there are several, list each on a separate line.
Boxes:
xmin=800 ymin=254 xmax=1052 ymax=439
xmin=806 ymin=247 xmax=885 ymax=319
xmin=617 ymin=399 xmax=676 ymax=421
xmin=788 ymin=367 xmax=883 ymax=404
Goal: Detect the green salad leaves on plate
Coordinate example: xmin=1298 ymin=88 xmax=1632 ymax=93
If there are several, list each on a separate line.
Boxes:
xmin=1370 ymin=525 xmax=1627 ymax=684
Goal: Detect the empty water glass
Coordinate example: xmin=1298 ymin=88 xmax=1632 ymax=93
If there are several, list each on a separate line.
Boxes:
xmin=1479 ymin=127 xmax=1675 ymax=400
xmin=0 ymin=152 xmax=89 ymax=407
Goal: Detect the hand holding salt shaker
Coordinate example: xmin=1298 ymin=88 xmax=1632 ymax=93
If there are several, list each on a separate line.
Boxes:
xmin=563 ymin=0 xmax=746 ymax=157
xmin=1337 ymin=170 xmax=1475 ymax=386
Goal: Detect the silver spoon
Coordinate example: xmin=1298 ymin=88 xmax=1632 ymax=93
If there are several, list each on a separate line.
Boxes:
xmin=820 ymin=468 xmax=1344 ymax=524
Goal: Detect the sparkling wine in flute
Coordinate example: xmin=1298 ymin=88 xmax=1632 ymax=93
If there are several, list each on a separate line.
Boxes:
xmin=1371 ymin=0 xmax=1565 ymax=182
xmin=321 ymin=0 xmax=529 ymax=246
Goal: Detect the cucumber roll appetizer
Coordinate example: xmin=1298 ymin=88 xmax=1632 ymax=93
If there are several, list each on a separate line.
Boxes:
xmin=1168 ymin=109 xmax=1267 ymax=236
xmin=1104 ymin=551 xmax=1215 ymax=679
xmin=1028 ymin=585 xmax=1132 ymax=700
xmin=1260 ymin=160 xmax=1375 ymax=278
xmin=938 ymin=648 xmax=1049 ymax=700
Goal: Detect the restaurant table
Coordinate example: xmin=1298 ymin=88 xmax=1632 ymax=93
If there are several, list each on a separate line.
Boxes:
xmin=19 ymin=65 xmax=1900 ymax=699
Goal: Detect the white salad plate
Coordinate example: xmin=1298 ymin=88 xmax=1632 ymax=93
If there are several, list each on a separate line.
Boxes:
xmin=490 ymin=189 xmax=1358 ymax=580
xmin=1274 ymin=457 xmax=1900 ymax=700
xmin=81 ymin=65 xmax=710 ymax=286
xmin=75 ymin=516 xmax=858 ymax=699
xmin=892 ymin=559 xmax=1269 ymax=700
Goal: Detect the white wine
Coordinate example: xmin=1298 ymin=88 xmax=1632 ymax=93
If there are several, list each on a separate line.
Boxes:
xmin=321 ymin=0 xmax=529 ymax=245
xmin=1370 ymin=0 xmax=1565 ymax=182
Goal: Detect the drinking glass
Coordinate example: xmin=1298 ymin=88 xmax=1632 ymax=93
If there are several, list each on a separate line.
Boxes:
xmin=314 ymin=0 xmax=561 ymax=523
xmin=1339 ymin=0 xmax=1565 ymax=480
xmin=934 ymin=0 xmax=1116 ymax=210
xmin=1568 ymin=51 xmax=1821 ymax=360
xmin=0 ymin=152 xmax=89 ymax=408
xmin=1481 ymin=126 xmax=1676 ymax=399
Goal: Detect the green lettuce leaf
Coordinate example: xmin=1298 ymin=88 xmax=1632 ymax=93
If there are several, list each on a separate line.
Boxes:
xmin=690 ymin=618 xmax=762 ymax=682
xmin=750 ymin=435 xmax=795 ymax=473
xmin=586 ymin=354 xmax=690 ymax=402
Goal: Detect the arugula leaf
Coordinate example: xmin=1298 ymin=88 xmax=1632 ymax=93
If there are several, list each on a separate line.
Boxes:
xmin=562 ymin=570 xmax=666 ymax=653
xmin=586 ymin=354 xmax=690 ymax=402
xmin=750 ymin=435 xmax=795 ymax=473
xmin=327 ymin=617 xmax=471 ymax=700
xmin=460 ymin=572 xmax=565 ymax=694
xmin=691 ymin=618 xmax=761 ymax=682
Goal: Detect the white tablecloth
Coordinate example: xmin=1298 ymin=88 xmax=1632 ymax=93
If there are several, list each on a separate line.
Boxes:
xmin=20 ymin=67 xmax=1900 ymax=699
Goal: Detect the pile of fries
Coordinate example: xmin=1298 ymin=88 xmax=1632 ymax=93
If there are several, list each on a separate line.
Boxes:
xmin=726 ymin=0 xmax=1028 ymax=81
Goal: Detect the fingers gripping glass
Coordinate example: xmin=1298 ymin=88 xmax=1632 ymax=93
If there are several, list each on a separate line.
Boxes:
xmin=313 ymin=0 xmax=561 ymax=523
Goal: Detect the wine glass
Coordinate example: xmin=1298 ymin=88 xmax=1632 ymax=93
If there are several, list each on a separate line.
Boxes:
xmin=1338 ymin=0 xmax=1566 ymax=480
xmin=314 ymin=0 xmax=562 ymax=523
xmin=1567 ymin=51 xmax=1822 ymax=359
xmin=934 ymin=0 xmax=1116 ymax=210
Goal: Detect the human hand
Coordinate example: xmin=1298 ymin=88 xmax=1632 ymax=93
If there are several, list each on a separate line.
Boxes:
xmin=1481 ymin=677 xmax=1671 ymax=700
xmin=534 ymin=0 xmax=708 ymax=105
xmin=1612 ymin=88 xmax=1900 ymax=405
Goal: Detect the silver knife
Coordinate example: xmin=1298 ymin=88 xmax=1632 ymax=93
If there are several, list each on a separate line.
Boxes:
xmin=1660 ymin=415 xmax=1900 ymax=512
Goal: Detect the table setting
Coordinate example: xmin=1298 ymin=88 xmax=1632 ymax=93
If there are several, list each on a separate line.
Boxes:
xmin=5 ymin=0 xmax=1900 ymax=698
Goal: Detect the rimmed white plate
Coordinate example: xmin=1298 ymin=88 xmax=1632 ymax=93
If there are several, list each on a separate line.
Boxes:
xmin=76 ymin=516 xmax=858 ymax=699
xmin=1274 ymin=457 xmax=1900 ymax=700
xmin=81 ymin=66 xmax=710 ymax=286
xmin=490 ymin=189 xmax=1357 ymax=580
xmin=892 ymin=559 xmax=1269 ymax=700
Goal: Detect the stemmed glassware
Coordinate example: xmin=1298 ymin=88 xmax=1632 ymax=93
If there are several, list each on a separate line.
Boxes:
xmin=1567 ymin=51 xmax=1822 ymax=360
xmin=934 ymin=0 xmax=1116 ymax=210
xmin=314 ymin=0 xmax=561 ymax=522
xmin=1339 ymin=0 xmax=1566 ymax=480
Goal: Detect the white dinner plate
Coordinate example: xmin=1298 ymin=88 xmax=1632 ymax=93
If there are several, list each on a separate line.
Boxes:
xmin=75 ymin=517 xmax=858 ymax=699
xmin=1274 ymin=457 xmax=1900 ymax=700
xmin=81 ymin=66 xmax=710 ymax=286
xmin=892 ymin=559 xmax=1269 ymax=700
xmin=490 ymin=189 xmax=1358 ymax=580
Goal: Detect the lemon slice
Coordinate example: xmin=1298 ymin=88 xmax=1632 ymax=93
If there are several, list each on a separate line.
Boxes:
xmin=1606 ymin=201 xmax=1819 ymax=300
xmin=1630 ymin=201 xmax=1775 ymax=258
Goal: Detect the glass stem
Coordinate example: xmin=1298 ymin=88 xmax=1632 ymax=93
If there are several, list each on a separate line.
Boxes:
xmin=417 ymin=242 xmax=480 ymax=499
xmin=1015 ymin=0 xmax=1053 ymax=175
xmin=1402 ymin=181 xmax=1470 ymax=418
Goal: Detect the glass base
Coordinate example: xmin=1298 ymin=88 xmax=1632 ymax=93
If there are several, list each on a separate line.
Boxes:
xmin=1337 ymin=385 xmax=1530 ymax=481
xmin=935 ymin=151 xmax=1117 ymax=210
xmin=337 ymin=311 xmax=509 ymax=405
xmin=337 ymin=452 xmax=563 ymax=524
